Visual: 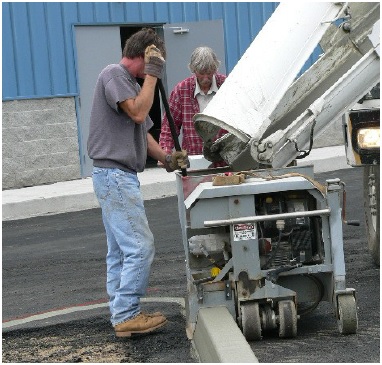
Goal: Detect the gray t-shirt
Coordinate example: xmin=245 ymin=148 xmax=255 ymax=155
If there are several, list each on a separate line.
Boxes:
xmin=87 ymin=63 xmax=154 ymax=173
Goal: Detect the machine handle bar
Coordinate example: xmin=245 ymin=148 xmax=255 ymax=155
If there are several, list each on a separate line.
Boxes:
xmin=204 ymin=208 xmax=331 ymax=227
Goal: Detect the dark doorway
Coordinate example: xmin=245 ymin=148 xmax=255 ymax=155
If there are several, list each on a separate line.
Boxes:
xmin=120 ymin=26 xmax=163 ymax=167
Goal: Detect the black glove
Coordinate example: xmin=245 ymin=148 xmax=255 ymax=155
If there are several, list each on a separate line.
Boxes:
xmin=144 ymin=45 xmax=165 ymax=79
xmin=164 ymin=150 xmax=190 ymax=172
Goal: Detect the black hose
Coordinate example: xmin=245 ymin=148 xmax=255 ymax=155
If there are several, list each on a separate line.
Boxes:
xmin=294 ymin=119 xmax=317 ymax=159
xmin=157 ymin=79 xmax=187 ymax=177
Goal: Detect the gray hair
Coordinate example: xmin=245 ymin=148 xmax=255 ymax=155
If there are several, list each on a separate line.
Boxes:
xmin=188 ymin=47 xmax=221 ymax=74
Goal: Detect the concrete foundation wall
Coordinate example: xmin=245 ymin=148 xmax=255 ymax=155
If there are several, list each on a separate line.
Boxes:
xmin=3 ymin=97 xmax=81 ymax=190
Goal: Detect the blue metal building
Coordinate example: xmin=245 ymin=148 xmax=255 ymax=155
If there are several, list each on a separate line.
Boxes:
xmin=3 ymin=2 xmax=286 ymax=100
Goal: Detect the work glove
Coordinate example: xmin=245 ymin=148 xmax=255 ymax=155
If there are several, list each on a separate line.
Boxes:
xmin=144 ymin=44 xmax=165 ymax=79
xmin=164 ymin=150 xmax=190 ymax=172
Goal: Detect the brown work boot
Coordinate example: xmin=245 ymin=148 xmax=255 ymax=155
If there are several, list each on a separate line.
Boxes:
xmin=114 ymin=312 xmax=167 ymax=338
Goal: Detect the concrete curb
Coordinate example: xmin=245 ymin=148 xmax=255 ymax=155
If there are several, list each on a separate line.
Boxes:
xmin=296 ymin=145 xmax=349 ymax=173
xmin=2 ymin=169 xmax=176 ymax=221
xmin=2 ymin=147 xmax=350 ymax=221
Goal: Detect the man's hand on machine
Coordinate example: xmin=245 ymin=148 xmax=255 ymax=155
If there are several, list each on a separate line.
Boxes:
xmin=164 ymin=150 xmax=190 ymax=172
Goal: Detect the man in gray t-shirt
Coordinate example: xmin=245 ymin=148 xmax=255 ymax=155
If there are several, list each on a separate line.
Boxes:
xmin=87 ymin=28 xmax=188 ymax=338
xmin=87 ymin=62 xmax=152 ymax=173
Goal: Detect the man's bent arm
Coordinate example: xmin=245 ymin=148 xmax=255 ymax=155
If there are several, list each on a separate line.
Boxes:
xmin=119 ymin=75 xmax=157 ymax=124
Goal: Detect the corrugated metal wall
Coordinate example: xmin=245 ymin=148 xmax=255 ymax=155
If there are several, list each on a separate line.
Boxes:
xmin=3 ymin=2 xmax=284 ymax=101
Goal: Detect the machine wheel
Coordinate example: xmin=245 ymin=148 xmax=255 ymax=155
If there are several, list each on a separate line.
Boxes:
xmin=240 ymin=302 xmax=262 ymax=341
xmin=363 ymin=165 xmax=380 ymax=266
xmin=278 ymin=300 xmax=297 ymax=338
xmin=337 ymin=294 xmax=358 ymax=335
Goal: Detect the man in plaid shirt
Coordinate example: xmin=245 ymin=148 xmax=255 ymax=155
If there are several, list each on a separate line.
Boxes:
xmin=159 ymin=47 xmax=227 ymax=166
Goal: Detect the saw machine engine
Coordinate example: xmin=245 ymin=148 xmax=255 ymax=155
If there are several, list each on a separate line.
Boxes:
xmin=256 ymin=191 xmax=324 ymax=270
xmin=187 ymin=191 xmax=324 ymax=272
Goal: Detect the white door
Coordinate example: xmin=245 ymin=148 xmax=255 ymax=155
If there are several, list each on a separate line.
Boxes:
xmin=75 ymin=26 xmax=122 ymax=177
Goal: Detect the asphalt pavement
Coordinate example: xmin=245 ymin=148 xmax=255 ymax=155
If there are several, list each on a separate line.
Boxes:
xmin=2 ymin=167 xmax=380 ymax=363
xmin=5 ymin=146 xmax=374 ymax=363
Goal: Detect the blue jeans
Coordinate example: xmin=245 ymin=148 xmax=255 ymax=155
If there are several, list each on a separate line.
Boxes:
xmin=92 ymin=167 xmax=155 ymax=326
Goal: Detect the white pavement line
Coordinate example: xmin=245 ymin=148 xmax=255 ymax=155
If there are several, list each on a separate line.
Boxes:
xmin=2 ymin=303 xmax=108 ymax=329
xmin=142 ymin=297 xmax=185 ymax=308
xmin=2 ymin=297 xmax=185 ymax=330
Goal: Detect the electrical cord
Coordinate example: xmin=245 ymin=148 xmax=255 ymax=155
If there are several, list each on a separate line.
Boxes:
xmin=293 ymin=119 xmax=317 ymax=159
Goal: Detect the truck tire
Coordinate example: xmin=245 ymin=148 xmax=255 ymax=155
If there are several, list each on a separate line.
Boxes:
xmin=363 ymin=165 xmax=380 ymax=266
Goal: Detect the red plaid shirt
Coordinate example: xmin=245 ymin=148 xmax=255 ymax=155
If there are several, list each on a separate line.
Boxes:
xmin=159 ymin=73 xmax=227 ymax=155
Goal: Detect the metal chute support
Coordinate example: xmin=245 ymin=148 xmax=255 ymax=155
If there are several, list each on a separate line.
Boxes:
xmin=194 ymin=2 xmax=380 ymax=170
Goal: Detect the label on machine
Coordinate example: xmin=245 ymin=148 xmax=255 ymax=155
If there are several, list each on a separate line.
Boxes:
xmin=233 ymin=223 xmax=257 ymax=241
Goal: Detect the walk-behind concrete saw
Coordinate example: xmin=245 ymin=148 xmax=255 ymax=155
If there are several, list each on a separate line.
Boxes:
xmin=176 ymin=166 xmax=358 ymax=340
xmin=175 ymin=2 xmax=379 ymax=341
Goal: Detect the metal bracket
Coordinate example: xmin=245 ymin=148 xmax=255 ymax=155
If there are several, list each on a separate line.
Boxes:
xmin=172 ymin=27 xmax=189 ymax=34
xmin=266 ymin=264 xmax=302 ymax=283
xmin=321 ymin=2 xmax=350 ymax=24
xmin=326 ymin=178 xmax=341 ymax=191
xmin=197 ymin=285 xmax=204 ymax=303
xmin=224 ymin=280 xmax=232 ymax=300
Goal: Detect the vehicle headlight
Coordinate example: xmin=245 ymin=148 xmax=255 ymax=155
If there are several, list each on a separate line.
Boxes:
xmin=357 ymin=127 xmax=380 ymax=149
